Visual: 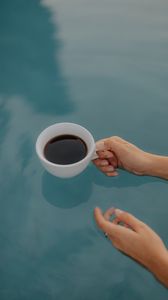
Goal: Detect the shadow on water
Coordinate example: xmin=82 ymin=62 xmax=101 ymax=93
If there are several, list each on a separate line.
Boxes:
xmin=42 ymin=168 xmax=93 ymax=208
xmin=0 ymin=0 xmax=74 ymax=114
xmin=42 ymin=165 xmax=163 ymax=208
xmin=92 ymin=167 xmax=165 ymax=188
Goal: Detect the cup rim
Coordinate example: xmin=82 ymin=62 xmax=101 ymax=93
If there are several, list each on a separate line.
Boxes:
xmin=36 ymin=122 xmax=96 ymax=168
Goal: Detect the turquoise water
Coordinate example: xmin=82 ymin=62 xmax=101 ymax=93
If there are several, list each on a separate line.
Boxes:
xmin=0 ymin=0 xmax=168 ymax=299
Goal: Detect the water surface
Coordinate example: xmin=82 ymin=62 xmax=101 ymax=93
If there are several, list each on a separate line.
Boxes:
xmin=0 ymin=0 xmax=168 ymax=299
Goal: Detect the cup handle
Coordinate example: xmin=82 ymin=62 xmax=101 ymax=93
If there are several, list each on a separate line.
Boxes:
xmin=91 ymin=151 xmax=99 ymax=160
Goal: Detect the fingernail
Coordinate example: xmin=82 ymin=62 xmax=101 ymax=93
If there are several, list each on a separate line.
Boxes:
xmin=100 ymin=161 xmax=108 ymax=166
xmin=107 ymin=166 xmax=114 ymax=171
xmin=114 ymin=171 xmax=118 ymax=176
xmin=115 ymin=209 xmax=123 ymax=216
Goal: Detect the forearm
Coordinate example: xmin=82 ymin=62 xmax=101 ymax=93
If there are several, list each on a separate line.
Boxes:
xmin=149 ymin=250 xmax=168 ymax=287
xmin=145 ymin=153 xmax=168 ymax=180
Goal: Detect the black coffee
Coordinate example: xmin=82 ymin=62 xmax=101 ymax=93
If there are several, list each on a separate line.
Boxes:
xmin=44 ymin=134 xmax=87 ymax=165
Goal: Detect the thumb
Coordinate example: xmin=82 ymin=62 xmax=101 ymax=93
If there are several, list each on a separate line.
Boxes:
xmin=104 ymin=137 xmax=123 ymax=154
xmin=115 ymin=209 xmax=144 ymax=232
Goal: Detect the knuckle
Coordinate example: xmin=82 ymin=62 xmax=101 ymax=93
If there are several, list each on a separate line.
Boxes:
xmin=120 ymin=211 xmax=130 ymax=220
xmin=96 ymin=161 xmax=103 ymax=167
xmin=137 ymin=221 xmax=146 ymax=230
xmin=125 ymin=212 xmax=131 ymax=218
xmin=111 ymin=136 xmax=121 ymax=142
xmin=111 ymin=136 xmax=119 ymax=142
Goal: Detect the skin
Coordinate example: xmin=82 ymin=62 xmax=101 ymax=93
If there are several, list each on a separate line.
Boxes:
xmin=93 ymin=136 xmax=168 ymax=179
xmin=93 ymin=136 xmax=168 ymax=287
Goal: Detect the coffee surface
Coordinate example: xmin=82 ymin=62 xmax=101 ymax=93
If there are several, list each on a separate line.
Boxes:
xmin=44 ymin=134 xmax=87 ymax=165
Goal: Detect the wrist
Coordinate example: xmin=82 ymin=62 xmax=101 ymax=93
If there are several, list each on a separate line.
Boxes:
xmin=144 ymin=153 xmax=168 ymax=180
xmin=149 ymin=249 xmax=168 ymax=287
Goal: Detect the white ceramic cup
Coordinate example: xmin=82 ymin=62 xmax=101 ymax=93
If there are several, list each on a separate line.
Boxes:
xmin=36 ymin=122 xmax=98 ymax=178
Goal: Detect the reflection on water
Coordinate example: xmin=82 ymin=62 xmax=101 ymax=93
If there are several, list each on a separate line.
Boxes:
xmin=42 ymin=169 xmax=93 ymax=208
xmin=0 ymin=0 xmax=74 ymax=114
xmin=42 ymin=165 xmax=162 ymax=209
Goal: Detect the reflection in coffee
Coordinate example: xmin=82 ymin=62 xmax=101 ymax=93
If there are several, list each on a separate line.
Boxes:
xmin=44 ymin=135 xmax=87 ymax=165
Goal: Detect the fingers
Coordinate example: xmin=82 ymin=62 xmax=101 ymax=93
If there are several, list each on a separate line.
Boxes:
xmin=104 ymin=208 xmax=132 ymax=229
xmin=96 ymin=137 xmax=126 ymax=152
xmin=102 ymin=206 xmax=143 ymax=232
xmin=96 ymin=140 xmax=106 ymax=152
xmin=104 ymin=136 xmax=126 ymax=150
xmin=95 ymin=138 xmax=121 ymax=169
xmin=93 ymin=158 xmax=118 ymax=176
xmin=112 ymin=217 xmax=120 ymax=225
xmin=94 ymin=207 xmax=136 ymax=243
xmin=94 ymin=207 xmax=119 ymax=236
xmin=93 ymin=159 xmax=109 ymax=167
xmin=108 ymin=157 xmax=118 ymax=168
xmin=115 ymin=209 xmax=145 ymax=232
xmin=94 ymin=139 xmax=119 ymax=176
xmin=104 ymin=207 xmax=115 ymax=221
xmin=96 ymin=136 xmax=128 ymax=157
xmin=97 ymin=150 xmax=114 ymax=159
xmin=100 ymin=165 xmax=115 ymax=173
xmin=106 ymin=171 xmax=118 ymax=177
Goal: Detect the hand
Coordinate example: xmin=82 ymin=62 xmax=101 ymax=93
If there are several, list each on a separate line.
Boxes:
xmin=93 ymin=136 xmax=151 ymax=177
xmin=94 ymin=207 xmax=168 ymax=287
